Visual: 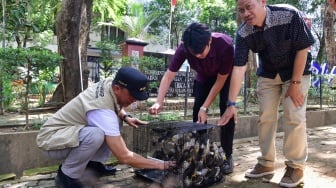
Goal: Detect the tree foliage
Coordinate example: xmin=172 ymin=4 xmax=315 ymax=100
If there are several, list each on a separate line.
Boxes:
xmin=0 ymin=0 xmax=334 ymax=110
xmin=95 ymin=39 xmax=121 ymax=79
xmin=198 ymin=0 xmax=237 ymax=37
xmin=92 ymin=0 xmax=127 ymax=23
xmin=143 ymin=0 xmax=198 ymax=48
xmin=0 ymin=47 xmax=62 ymax=126
xmin=0 ymin=0 xmax=60 ymax=48
xmin=109 ymin=3 xmax=159 ymax=40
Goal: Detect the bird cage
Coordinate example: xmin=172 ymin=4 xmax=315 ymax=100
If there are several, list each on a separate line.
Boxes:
xmin=133 ymin=121 xmax=226 ymax=187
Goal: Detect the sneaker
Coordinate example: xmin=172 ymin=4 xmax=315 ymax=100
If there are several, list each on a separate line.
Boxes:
xmin=279 ymin=166 xmax=304 ymax=188
xmin=55 ymin=165 xmax=83 ymax=188
xmin=86 ymin=161 xmax=117 ymax=176
xmin=245 ymin=164 xmax=275 ymax=178
xmin=223 ymin=155 xmax=234 ymax=174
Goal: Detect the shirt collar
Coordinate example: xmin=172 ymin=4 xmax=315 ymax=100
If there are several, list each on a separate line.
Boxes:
xmin=109 ymin=82 xmax=120 ymax=112
xmin=253 ymin=6 xmax=271 ymax=31
xmin=264 ymin=6 xmax=272 ymax=30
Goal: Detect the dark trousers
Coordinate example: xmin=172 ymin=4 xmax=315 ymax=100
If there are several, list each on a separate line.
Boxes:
xmin=192 ymin=76 xmax=235 ymax=157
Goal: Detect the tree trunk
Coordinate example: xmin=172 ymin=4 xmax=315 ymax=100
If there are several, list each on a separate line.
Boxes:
xmin=324 ymin=6 xmax=336 ymax=66
xmin=24 ymin=60 xmax=31 ymax=130
xmin=79 ymin=0 xmax=93 ymax=90
xmin=52 ymin=0 xmax=92 ymax=103
xmin=316 ymin=31 xmax=325 ymax=62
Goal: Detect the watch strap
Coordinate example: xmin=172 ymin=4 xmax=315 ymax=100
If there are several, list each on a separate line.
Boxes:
xmin=122 ymin=114 xmax=132 ymax=121
xmin=200 ymin=106 xmax=208 ymax=113
xmin=227 ymin=101 xmax=236 ymax=107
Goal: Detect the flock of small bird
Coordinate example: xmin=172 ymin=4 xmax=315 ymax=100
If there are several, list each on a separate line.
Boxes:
xmin=150 ymin=128 xmax=226 ymax=187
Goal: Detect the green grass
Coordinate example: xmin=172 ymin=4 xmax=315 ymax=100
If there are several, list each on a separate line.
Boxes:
xmin=23 ymin=165 xmax=59 ymax=176
xmin=0 ymin=173 xmax=16 ymax=181
xmin=22 ymin=157 xmax=119 ymax=177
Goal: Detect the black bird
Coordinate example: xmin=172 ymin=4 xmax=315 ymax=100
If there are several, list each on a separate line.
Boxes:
xmin=152 ymin=147 xmax=166 ymax=160
xmin=183 ymin=159 xmax=196 ymax=180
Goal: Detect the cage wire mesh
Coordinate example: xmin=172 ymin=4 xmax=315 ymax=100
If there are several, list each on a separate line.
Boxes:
xmin=133 ymin=121 xmax=226 ymax=187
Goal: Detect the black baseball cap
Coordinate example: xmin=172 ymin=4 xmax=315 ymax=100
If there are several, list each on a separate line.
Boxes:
xmin=113 ymin=67 xmax=149 ymax=101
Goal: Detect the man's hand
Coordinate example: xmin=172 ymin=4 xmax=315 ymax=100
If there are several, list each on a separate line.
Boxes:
xmin=124 ymin=116 xmax=148 ymax=128
xmin=285 ymin=84 xmax=304 ymax=108
xmin=197 ymin=110 xmax=207 ymax=124
xmin=218 ymin=106 xmax=237 ymax=126
xmin=162 ymin=161 xmax=176 ymax=170
xmin=148 ymin=102 xmax=162 ymax=115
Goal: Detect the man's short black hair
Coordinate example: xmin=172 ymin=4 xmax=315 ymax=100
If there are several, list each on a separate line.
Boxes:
xmin=182 ymin=22 xmax=211 ymax=54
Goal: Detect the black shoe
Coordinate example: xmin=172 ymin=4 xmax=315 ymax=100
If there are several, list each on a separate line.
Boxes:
xmin=55 ymin=166 xmax=83 ymax=188
xmin=223 ymin=156 xmax=234 ymax=174
xmin=87 ymin=161 xmax=117 ymax=176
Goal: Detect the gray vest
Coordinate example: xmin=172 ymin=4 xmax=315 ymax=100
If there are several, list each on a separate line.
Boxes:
xmin=36 ymin=79 xmax=120 ymax=150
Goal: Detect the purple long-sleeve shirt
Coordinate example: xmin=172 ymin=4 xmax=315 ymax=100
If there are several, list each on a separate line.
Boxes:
xmin=169 ymin=33 xmax=234 ymax=83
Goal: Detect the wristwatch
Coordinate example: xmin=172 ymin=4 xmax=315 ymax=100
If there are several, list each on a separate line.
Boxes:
xmin=122 ymin=114 xmax=132 ymax=121
xmin=200 ymin=106 xmax=208 ymax=113
xmin=227 ymin=100 xmax=236 ymax=107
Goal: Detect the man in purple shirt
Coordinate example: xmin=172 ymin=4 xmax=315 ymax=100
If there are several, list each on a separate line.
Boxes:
xmin=148 ymin=22 xmax=235 ymax=174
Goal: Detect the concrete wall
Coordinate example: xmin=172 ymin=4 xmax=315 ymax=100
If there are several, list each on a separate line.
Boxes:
xmin=0 ymin=131 xmax=59 ymax=177
xmin=1 ymin=109 xmax=335 ymax=177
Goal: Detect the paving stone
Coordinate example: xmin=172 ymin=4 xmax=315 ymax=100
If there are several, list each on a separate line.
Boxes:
xmin=20 ymin=174 xmax=53 ymax=182
xmin=1 ymin=125 xmax=336 ymax=188
xmin=25 ymin=180 xmax=38 ymax=187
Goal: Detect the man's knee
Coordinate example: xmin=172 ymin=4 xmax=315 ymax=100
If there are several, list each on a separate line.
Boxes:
xmin=80 ymin=127 xmax=105 ymax=147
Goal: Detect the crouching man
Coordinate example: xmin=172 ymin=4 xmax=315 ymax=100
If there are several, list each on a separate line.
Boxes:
xmin=36 ymin=67 xmax=175 ymax=188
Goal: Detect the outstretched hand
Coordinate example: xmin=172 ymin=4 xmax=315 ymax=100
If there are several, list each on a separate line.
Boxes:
xmin=124 ymin=117 xmax=148 ymax=128
xmin=148 ymin=102 xmax=162 ymax=115
xmin=163 ymin=161 xmax=176 ymax=170
xmin=197 ymin=110 xmax=208 ymax=124
xmin=218 ymin=107 xmax=238 ymax=126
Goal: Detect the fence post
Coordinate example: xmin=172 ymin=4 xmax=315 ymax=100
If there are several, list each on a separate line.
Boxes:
xmin=184 ymin=66 xmax=190 ymax=119
xmin=243 ymin=72 xmax=247 ymax=115
xmin=319 ymin=75 xmax=323 ymax=109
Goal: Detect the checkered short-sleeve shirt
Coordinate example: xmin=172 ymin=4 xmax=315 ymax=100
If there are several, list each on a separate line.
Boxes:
xmin=234 ymin=5 xmax=315 ymax=81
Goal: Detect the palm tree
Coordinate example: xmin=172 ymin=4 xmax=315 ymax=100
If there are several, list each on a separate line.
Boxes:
xmin=93 ymin=0 xmax=126 ymax=22
xmin=102 ymin=3 xmax=158 ymax=40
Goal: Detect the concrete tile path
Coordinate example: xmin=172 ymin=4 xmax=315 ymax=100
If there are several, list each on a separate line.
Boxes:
xmin=0 ymin=124 xmax=335 ymax=188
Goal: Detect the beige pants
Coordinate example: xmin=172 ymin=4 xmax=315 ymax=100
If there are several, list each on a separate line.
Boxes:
xmin=256 ymin=74 xmax=311 ymax=170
